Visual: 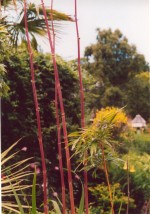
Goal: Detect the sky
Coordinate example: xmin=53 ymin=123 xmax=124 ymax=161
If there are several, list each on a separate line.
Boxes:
xmin=37 ymin=0 xmax=149 ymax=63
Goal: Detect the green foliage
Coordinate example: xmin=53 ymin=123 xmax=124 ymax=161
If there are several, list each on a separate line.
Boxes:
xmin=0 ymin=64 xmax=10 ymax=97
xmin=89 ymin=183 xmax=135 ymax=214
xmin=1 ymin=1 xmax=73 ymax=47
xmin=101 ymin=86 xmax=124 ymax=107
xmin=1 ymin=49 xmax=80 ymax=148
xmin=126 ymin=133 xmax=150 ymax=155
xmin=2 ymin=142 xmax=70 ymax=214
xmin=118 ymin=130 xmax=150 ymax=155
xmin=69 ymin=107 xmax=126 ymax=171
xmin=83 ymin=28 xmax=149 ymax=119
xmin=126 ymin=153 xmax=150 ymax=199
xmin=84 ymin=28 xmax=147 ymax=85
xmin=9 ymin=180 xmax=25 ymax=214
xmin=78 ymin=184 xmax=85 ymax=214
xmin=69 ymin=59 xmax=102 ymax=121
xmin=126 ymin=72 xmax=150 ymax=119
xmin=32 ymin=169 xmax=37 ymax=214
xmin=1 ymin=19 xmax=150 ymax=213
xmin=0 ymin=25 xmax=10 ymax=97
xmin=1 ymin=48 xmax=80 ymax=208
xmin=49 ymin=200 xmax=62 ymax=214
xmin=1 ymin=140 xmax=33 ymax=214
xmin=109 ymin=152 xmax=150 ymax=212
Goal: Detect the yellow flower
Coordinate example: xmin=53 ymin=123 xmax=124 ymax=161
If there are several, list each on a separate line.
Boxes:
xmin=130 ymin=165 xmax=135 ymax=173
xmin=93 ymin=107 xmax=127 ymax=128
xmin=123 ymin=162 xmax=127 ymax=170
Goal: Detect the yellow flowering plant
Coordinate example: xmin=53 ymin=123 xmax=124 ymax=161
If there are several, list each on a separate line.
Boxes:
xmin=93 ymin=107 xmax=127 ymax=128
xmin=69 ymin=107 xmax=128 ymax=214
xmin=69 ymin=107 xmax=127 ymax=167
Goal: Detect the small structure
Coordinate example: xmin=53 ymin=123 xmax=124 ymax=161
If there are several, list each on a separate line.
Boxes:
xmin=131 ymin=114 xmax=146 ymax=128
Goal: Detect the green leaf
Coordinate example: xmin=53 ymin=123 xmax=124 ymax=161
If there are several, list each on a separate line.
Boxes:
xmin=118 ymin=200 xmax=123 ymax=214
xmin=9 ymin=179 xmax=25 ymax=214
xmin=90 ymin=143 xmax=97 ymax=157
xmin=31 ymin=169 xmax=37 ymax=214
xmin=51 ymin=200 xmax=61 ymax=214
xmin=78 ymin=184 xmax=85 ymax=214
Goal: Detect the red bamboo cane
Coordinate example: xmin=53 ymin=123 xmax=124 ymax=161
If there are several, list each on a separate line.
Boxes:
xmin=74 ymin=0 xmax=89 ymax=213
xmin=50 ymin=0 xmax=55 ymax=52
xmin=55 ymin=72 xmax=66 ymax=214
xmin=55 ymin=85 xmax=66 ymax=214
xmin=40 ymin=1 xmax=75 ymax=213
xmin=51 ymin=1 xmax=66 ymax=212
xmin=24 ymin=1 xmax=48 ymax=213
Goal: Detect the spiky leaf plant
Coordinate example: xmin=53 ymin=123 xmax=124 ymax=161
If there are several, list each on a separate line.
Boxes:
xmin=69 ymin=107 xmax=127 ymax=214
xmin=1 ymin=139 xmax=33 ymax=213
xmin=69 ymin=107 xmax=127 ymax=170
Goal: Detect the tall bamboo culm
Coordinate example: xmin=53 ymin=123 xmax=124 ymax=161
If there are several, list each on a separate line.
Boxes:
xmin=74 ymin=0 xmax=89 ymax=213
xmin=50 ymin=1 xmax=66 ymax=213
xmin=24 ymin=1 xmax=48 ymax=213
xmin=40 ymin=1 xmax=75 ymax=213
xmin=55 ymin=78 xmax=66 ymax=214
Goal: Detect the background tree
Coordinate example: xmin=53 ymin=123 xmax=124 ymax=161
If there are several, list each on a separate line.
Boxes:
xmin=126 ymin=71 xmax=150 ymax=120
xmin=83 ymin=28 xmax=149 ymax=119
xmin=85 ymin=28 xmax=147 ymax=85
xmin=1 ymin=48 xmax=81 ymax=207
xmin=101 ymin=86 xmax=124 ymax=108
xmin=1 ymin=48 xmax=80 ymax=149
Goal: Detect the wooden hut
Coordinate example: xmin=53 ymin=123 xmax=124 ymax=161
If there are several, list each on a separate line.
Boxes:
xmin=131 ymin=114 xmax=146 ymax=128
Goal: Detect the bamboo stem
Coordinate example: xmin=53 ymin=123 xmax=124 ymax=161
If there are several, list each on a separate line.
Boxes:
xmin=40 ymin=1 xmax=75 ymax=213
xmin=23 ymin=1 xmax=48 ymax=213
xmin=74 ymin=1 xmax=89 ymax=213
xmin=101 ymin=143 xmax=114 ymax=214
xmin=50 ymin=0 xmax=55 ymax=53
xmin=55 ymin=83 xmax=66 ymax=214
xmin=51 ymin=1 xmax=66 ymax=212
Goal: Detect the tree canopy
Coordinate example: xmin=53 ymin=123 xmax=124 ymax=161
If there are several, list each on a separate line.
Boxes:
xmin=126 ymin=71 xmax=150 ymax=119
xmin=83 ymin=28 xmax=149 ymax=120
xmin=1 ymin=48 xmax=80 ymax=161
xmin=85 ymin=28 xmax=147 ymax=85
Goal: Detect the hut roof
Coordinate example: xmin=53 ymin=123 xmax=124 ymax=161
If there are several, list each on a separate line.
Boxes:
xmin=131 ymin=114 xmax=146 ymax=128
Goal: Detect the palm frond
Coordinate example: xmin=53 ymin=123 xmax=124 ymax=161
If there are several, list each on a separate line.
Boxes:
xmin=2 ymin=2 xmax=73 ymax=47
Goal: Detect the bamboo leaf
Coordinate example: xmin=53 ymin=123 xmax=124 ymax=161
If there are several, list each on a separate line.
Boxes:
xmin=78 ymin=184 xmax=84 ymax=214
xmin=1 ymin=151 xmax=20 ymax=165
xmin=9 ymin=179 xmax=25 ymax=214
xmin=118 ymin=200 xmax=123 ymax=214
xmin=2 ymin=172 xmax=33 ymax=185
xmin=2 ymin=185 xmax=32 ymax=193
xmin=1 ymin=138 xmax=22 ymax=159
xmin=31 ymin=169 xmax=37 ymax=214
xmin=2 ymin=204 xmax=21 ymax=214
xmin=4 ymin=161 xmax=33 ymax=178
xmin=2 ymin=158 xmax=32 ymax=174
xmin=51 ymin=200 xmax=61 ymax=214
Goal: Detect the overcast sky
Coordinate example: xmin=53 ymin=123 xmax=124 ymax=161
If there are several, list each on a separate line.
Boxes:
xmin=36 ymin=0 xmax=149 ymax=63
